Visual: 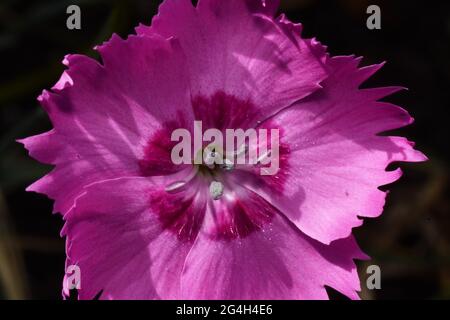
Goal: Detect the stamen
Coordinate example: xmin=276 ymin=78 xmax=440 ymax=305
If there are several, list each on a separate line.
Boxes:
xmin=165 ymin=166 xmax=199 ymax=194
xmin=209 ymin=181 xmax=224 ymax=200
xmin=257 ymin=150 xmax=271 ymax=165
xmin=235 ymin=143 xmax=248 ymax=157
xmin=204 ymin=147 xmax=225 ymax=169
xmin=204 ymin=150 xmax=216 ymax=169
xmin=165 ymin=181 xmax=187 ymax=193
xmin=220 ymin=158 xmax=234 ymax=171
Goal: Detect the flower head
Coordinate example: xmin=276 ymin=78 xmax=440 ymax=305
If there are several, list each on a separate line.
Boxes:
xmin=20 ymin=0 xmax=426 ymax=300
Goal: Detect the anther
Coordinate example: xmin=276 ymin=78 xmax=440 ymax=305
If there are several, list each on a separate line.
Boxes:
xmin=209 ymin=181 xmax=224 ymax=200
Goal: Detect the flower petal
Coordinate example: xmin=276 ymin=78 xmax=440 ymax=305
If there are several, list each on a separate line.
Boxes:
xmin=137 ymin=0 xmax=326 ymax=124
xmin=62 ymin=176 xmax=206 ymax=299
xmin=181 ymin=187 xmax=366 ymax=299
xmin=19 ymin=34 xmax=193 ymax=215
xmin=242 ymin=55 xmax=427 ymax=244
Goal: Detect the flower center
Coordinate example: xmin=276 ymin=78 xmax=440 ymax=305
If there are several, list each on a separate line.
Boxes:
xmin=164 ymin=146 xmax=236 ymax=200
xmin=198 ymin=148 xmax=235 ymax=200
xmin=143 ymin=92 xmax=290 ymax=242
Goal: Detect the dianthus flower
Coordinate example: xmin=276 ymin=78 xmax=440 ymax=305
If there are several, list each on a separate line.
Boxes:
xmin=20 ymin=0 xmax=426 ymax=299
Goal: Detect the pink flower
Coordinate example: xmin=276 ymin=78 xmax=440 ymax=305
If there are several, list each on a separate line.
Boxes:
xmin=19 ymin=0 xmax=426 ymax=299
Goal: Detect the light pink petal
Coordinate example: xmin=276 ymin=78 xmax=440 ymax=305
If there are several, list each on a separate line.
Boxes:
xmin=19 ymin=34 xmax=193 ymax=215
xmin=62 ymin=176 xmax=206 ymax=300
xmin=137 ymin=0 xmax=326 ymax=125
xmin=240 ymin=55 xmax=427 ymax=244
xmin=181 ymin=187 xmax=366 ymax=299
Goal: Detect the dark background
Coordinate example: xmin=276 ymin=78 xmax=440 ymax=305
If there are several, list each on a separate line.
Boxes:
xmin=0 ymin=0 xmax=449 ymax=299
